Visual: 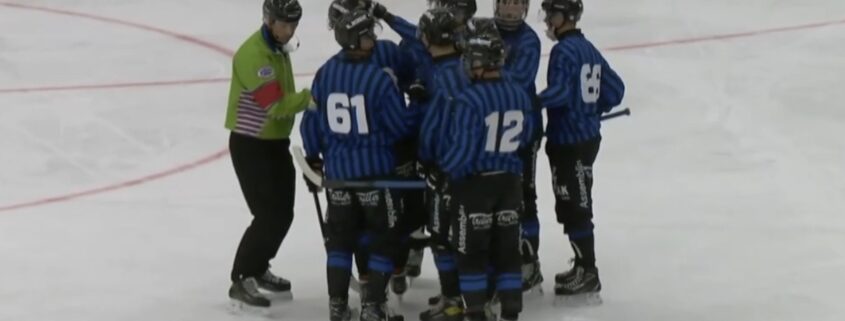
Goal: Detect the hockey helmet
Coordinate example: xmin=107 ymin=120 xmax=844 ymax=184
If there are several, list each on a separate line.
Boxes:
xmin=541 ymin=0 xmax=583 ymax=23
xmin=461 ymin=18 xmax=507 ymax=74
xmin=334 ymin=9 xmax=378 ymax=51
xmin=417 ymin=8 xmax=461 ymax=46
xmin=263 ymin=0 xmax=303 ymax=23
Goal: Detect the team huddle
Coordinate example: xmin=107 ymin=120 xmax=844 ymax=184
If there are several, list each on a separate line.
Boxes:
xmin=224 ymin=1 xmax=625 ymax=321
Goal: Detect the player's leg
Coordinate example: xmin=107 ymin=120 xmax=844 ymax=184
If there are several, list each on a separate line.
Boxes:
xmin=361 ymin=187 xmax=405 ymax=321
xmin=518 ymin=139 xmax=543 ymax=292
xmin=491 ymin=175 xmax=524 ymax=321
xmin=547 ymin=138 xmax=603 ymax=303
xmin=450 ymin=178 xmax=496 ymax=321
xmin=325 ymin=189 xmax=361 ymax=321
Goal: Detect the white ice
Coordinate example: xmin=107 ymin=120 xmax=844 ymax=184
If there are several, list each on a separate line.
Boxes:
xmin=1 ymin=0 xmax=844 ymax=320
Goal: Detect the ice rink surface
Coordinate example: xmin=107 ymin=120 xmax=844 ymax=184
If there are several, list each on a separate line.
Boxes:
xmin=2 ymin=0 xmax=845 ymax=320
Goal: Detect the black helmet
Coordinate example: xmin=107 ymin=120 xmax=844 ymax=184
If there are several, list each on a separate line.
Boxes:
xmin=461 ymin=18 xmax=506 ymax=74
xmin=263 ymin=0 xmax=303 ymax=23
xmin=328 ymin=0 xmax=369 ymax=30
xmin=541 ymin=0 xmax=583 ymax=23
xmin=334 ymin=9 xmax=377 ymax=50
xmin=494 ymin=0 xmax=529 ymax=31
xmin=417 ymin=8 xmax=461 ymax=46
xmin=430 ymin=0 xmax=477 ymax=21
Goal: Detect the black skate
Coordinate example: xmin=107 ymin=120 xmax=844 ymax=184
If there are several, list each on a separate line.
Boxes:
xmin=228 ymin=277 xmax=271 ymax=310
xmin=256 ymin=269 xmax=293 ymax=301
xmin=405 ymin=248 xmax=425 ymax=279
xmin=419 ymin=296 xmax=463 ymax=321
xmin=360 ymin=302 xmax=404 ymax=321
xmin=390 ymin=271 xmax=408 ymax=298
xmin=427 ymin=294 xmax=443 ymax=307
xmin=521 ymin=261 xmax=544 ymax=295
xmin=329 ymin=297 xmax=358 ymax=321
xmin=463 ymin=305 xmax=496 ymax=321
xmin=553 ymin=265 xmax=602 ymax=307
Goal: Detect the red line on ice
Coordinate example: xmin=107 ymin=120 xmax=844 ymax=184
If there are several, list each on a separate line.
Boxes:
xmin=0 ymin=2 xmax=842 ymax=212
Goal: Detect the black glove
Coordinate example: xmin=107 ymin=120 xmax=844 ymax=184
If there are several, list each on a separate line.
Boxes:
xmin=362 ymin=0 xmax=394 ymax=22
xmin=304 ymin=157 xmax=323 ymax=193
xmin=407 ymin=79 xmax=430 ymax=102
xmin=425 ymin=165 xmax=447 ymax=192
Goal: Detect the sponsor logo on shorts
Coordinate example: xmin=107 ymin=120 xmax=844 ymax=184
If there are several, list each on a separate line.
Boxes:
xmin=330 ymin=190 xmax=351 ymax=206
xmin=497 ymin=210 xmax=519 ymax=226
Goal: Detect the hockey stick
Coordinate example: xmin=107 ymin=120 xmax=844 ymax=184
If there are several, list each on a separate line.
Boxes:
xmin=600 ymin=108 xmax=631 ymax=121
xmin=312 ymin=191 xmax=327 ymax=241
xmin=292 ymin=146 xmax=427 ymax=189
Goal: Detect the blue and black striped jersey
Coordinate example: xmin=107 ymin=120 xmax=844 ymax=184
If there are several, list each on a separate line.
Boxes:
xmin=417 ymin=53 xmax=470 ymax=163
xmin=440 ymin=77 xmax=536 ymax=180
xmin=500 ymin=23 xmax=541 ymax=96
xmin=539 ymin=29 xmax=625 ymax=145
xmin=372 ymin=39 xmax=415 ymax=91
xmin=301 ymin=53 xmax=415 ymax=180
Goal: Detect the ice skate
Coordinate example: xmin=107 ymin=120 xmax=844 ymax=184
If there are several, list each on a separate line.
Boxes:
xmin=360 ymin=302 xmax=404 ymax=321
xmin=257 ymin=269 xmax=293 ymax=301
xmin=419 ymin=296 xmax=463 ymax=321
xmin=405 ymin=248 xmax=425 ymax=279
xmin=390 ymin=270 xmax=408 ymax=298
xmin=521 ymin=261 xmax=544 ymax=296
xmin=553 ymin=265 xmax=602 ymax=307
xmin=228 ymin=277 xmax=271 ymax=314
xmin=330 ymin=297 xmax=359 ymax=321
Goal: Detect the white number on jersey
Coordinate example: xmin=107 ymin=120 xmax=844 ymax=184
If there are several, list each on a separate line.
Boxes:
xmin=327 ymin=93 xmax=369 ymax=135
xmin=484 ymin=110 xmax=524 ymax=153
xmin=580 ymin=64 xmax=602 ymax=103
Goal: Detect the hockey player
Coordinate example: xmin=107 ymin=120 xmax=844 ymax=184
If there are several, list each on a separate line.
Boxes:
xmin=363 ymin=0 xmax=479 ymax=288
xmin=327 ymin=0 xmax=418 ymax=297
xmin=440 ymin=18 xmax=536 ymax=321
xmin=300 ymin=9 xmax=415 ymax=321
xmin=492 ymin=0 xmax=544 ymax=292
xmin=224 ymin=0 xmax=310 ymax=309
xmin=538 ymin=0 xmax=625 ymax=304
xmin=413 ymin=8 xmax=471 ymax=321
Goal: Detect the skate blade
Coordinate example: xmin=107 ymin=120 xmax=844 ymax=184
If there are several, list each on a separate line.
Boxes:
xmin=266 ymin=290 xmax=293 ymax=302
xmin=523 ymin=284 xmax=545 ymax=297
xmin=227 ymin=299 xmax=270 ymax=317
xmin=553 ymin=292 xmax=603 ymax=307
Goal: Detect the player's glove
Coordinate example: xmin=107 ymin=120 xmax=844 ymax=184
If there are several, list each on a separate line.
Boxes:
xmin=407 ymin=79 xmax=430 ymax=102
xmin=304 ymin=157 xmax=323 ymax=193
xmin=362 ymin=0 xmax=394 ymax=22
xmin=425 ymin=165 xmax=448 ymax=192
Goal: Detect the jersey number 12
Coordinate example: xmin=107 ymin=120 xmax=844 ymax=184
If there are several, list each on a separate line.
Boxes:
xmin=484 ymin=111 xmax=524 ymax=153
xmin=328 ymin=93 xmax=369 ymax=134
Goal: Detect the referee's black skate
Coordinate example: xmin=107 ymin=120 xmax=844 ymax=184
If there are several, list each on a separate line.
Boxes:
xmin=553 ymin=265 xmax=602 ymax=306
xmin=419 ymin=296 xmax=463 ymax=321
xmin=360 ymin=302 xmax=404 ymax=321
xmin=257 ymin=269 xmax=292 ymax=292
xmin=228 ymin=277 xmax=270 ymax=309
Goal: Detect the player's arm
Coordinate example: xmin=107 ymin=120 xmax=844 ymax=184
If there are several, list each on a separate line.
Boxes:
xmin=417 ymin=92 xmax=447 ymax=162
xmin=504 ymin=34 xmax=541 ymax=91
xmin=300 ymin=78 xmax=324 ymax=159
xmin=233 ymin=53 xmax=311 ymax=119
xmin=538 ymin=51 xmax=574 ymax=109
xmin=440 ymin=100 xmax=482 ymax=174
xmin=597 ymin=58 xmax=626 ymax=113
